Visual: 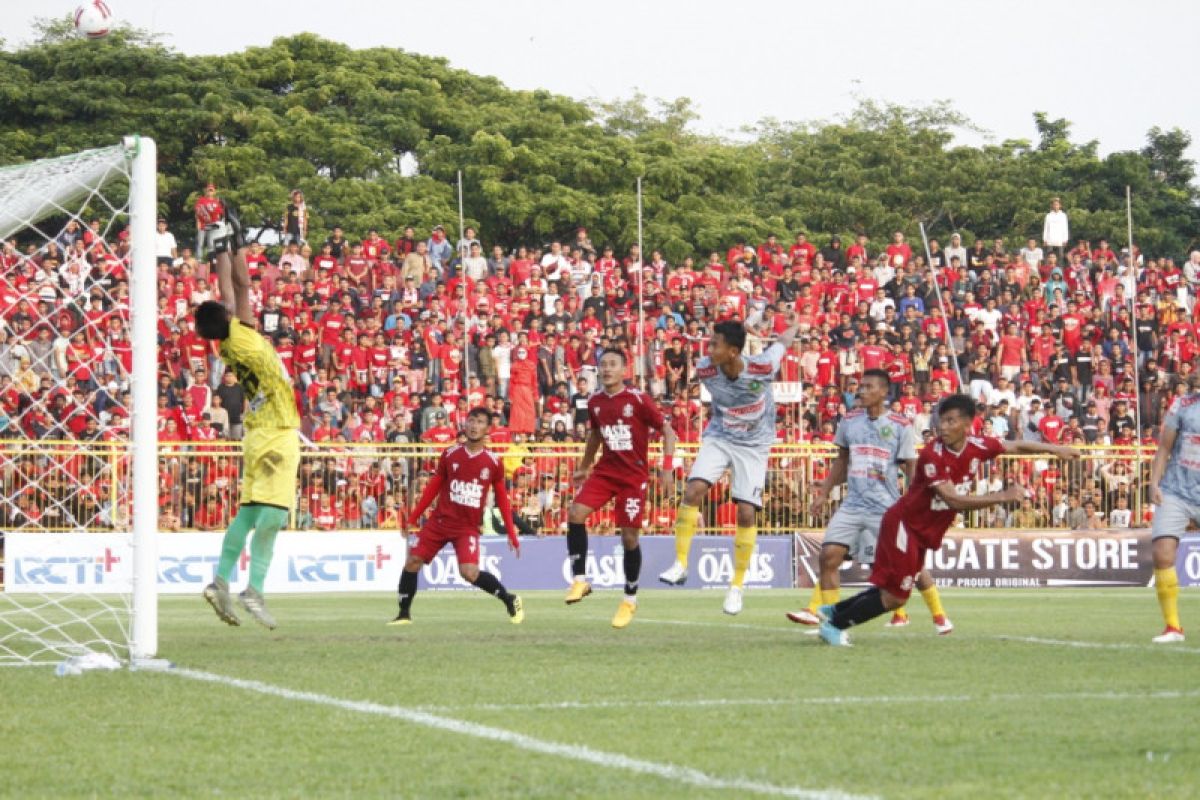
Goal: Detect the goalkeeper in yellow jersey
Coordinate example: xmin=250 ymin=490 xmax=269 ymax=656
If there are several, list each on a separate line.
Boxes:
xmin=197 ymin=210 xmax=300 ymax=629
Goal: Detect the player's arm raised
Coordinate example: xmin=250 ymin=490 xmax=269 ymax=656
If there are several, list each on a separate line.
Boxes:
xmin=573 ymin=428 xmax=603 ymax=487
xmin=1002 ymin=440 xmax=1080 ymax=461
xmin=812 ymin=446 xmax=849 ymax=511
xmin=931 ymin=480 xmax=1024 ymax=511
xmin=775 ymin=311 xmax=802 ymax=350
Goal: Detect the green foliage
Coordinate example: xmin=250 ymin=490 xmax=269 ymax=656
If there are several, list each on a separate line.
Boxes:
xmin=1 ymin=34 xmax=1196 ymax=258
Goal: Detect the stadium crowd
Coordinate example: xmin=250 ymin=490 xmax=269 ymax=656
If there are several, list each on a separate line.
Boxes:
xmin=1 ymin=193 xmax=1199 ymax=532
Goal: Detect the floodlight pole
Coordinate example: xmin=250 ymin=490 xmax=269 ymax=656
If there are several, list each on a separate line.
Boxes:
xmin=1126 ymin=186 xmax=1142 ymax=440
xmin=637 ymin=177 xmax=645 ymax=391
xmin=919 ymin=221 xmax=963 ymax=380
xmin=458 ymin=170 xmax=469 ymax=393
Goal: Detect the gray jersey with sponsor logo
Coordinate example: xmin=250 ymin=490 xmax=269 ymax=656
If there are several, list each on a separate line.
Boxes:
xmin=834 ymin=409 xmax=917 ymax=513
xmin=1161 ymin=393 xmax=1200 ymax=502
xmin=696 ymin=343 xmax=784 ymax=448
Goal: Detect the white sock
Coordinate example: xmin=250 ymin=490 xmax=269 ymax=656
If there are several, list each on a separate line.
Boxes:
xmin=624 ymin=594 xmax=638 ymax=605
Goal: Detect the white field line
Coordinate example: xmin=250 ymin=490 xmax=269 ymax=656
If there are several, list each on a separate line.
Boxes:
xmin=640 ymin=617 xmax=1200 ymax=656
xmin=167 ymin=667 xmax=873 ymax=800
xmin=420 ymin=687 xmax=1200 ymax=714
xmin=991 ymin=635 xmax=1200 ymax=655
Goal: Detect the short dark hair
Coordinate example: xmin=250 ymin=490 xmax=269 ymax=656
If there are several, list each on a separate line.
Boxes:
xmin=938 ymin=393 xmax=978 ymax=420
xmin=862 ymin=368 xmax=890 ymax=386
xmin=194 ymin=301 xmax=231 ymax=340
xmin=599 ymin=347 xmax=626 ymax=363
xmin=713 ymin=320 xmax=746 ymax=352
xmin=467 ymin=406 xmax=493 ymax=424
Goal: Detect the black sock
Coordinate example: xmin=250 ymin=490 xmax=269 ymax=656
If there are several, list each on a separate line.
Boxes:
xmin=397 ymin=569 xmax=419 ymax=616
xmin=472 ymin=570 xmax=512 ymax=605
xmin=830 ymin=587 xmax=887 ymax=630
xmin=623 ymin=543 xmax=642 ymax=595
xmin=567 ymin=522 xmax=588 ymax=578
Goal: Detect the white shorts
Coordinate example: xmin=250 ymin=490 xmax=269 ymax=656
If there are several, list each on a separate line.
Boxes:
xmin=1151 ymin=492 xmax=1200 ymax=541
xmin=688 ymin=437 xmax=769 ymax=508
xmin=824 ymin=506 xmax=884 ymax=564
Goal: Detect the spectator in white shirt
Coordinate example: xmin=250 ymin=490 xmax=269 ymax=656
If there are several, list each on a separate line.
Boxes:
xmin=155 ymin=219 xmax=177 ymax=266
xmin=1042 ymin=197 xmax=1069 ymax=261
xmin=1019 ymin=237 xmax=1043 ymax=269
xmin=944 ymin=232 xmax=967 ymax=268
xmin=461 ymin=242 xmax=489 ymax=281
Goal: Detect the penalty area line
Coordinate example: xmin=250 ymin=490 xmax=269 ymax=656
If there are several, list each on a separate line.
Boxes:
xmin=167 ymin=667 xmax=872 ymax=800
xmin=419 ymin=687 xmax=1200 ymax=714
xmin=990 ymin=634 xmax=1200 ymax=655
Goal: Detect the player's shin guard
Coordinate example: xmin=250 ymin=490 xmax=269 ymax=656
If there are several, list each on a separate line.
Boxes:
xmin=397 ymin=569 xmax=419 ymax=616
xmin=567 ymin=522 xmax=589 ymax=578
xmin=673 ymin=504 xmax=699 ymax=564
xmin=732 ymin=525 xmax=757 ymax=588
xmin=623 ymin=543 xmax=642 ymax=596
xmin=471 ymin=570 xmax=513 ymax=604
xmin=216 ymin=505 xmax=259 ymax=583
xmin=919 ymin=585 xmax=946 ymax=620
xmin=830 ymin=587 xmax=887 ymax=630
xmin=1155 ymin=567 xmax=1182 ymax=630
xmin=248 ymin=506 xmax=288 ymax=593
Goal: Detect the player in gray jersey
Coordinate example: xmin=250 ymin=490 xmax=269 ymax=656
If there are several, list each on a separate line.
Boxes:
xmin=659 ymin=316 xmax=799 ymax=615
xmin=1148 ymin=374 xmax=1200 ymax=644
xmin=787 ymin=369 xmax=955 ymax=634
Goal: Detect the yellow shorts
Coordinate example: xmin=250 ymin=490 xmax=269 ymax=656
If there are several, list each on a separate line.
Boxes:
xmin=241 ymin=427 xmax=300 ymax=510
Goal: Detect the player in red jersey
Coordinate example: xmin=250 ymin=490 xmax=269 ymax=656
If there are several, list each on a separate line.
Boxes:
xmin=817 ymin=394 xmax=1078 ymax=647
xmin=388 ymin=407 xmax=524 ymax=626
xmin=565 ymin=349 xmax=676 ymax=628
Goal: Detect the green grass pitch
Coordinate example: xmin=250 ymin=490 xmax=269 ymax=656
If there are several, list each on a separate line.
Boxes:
xmin=4 ymin=589 xmax=1198 ymax=799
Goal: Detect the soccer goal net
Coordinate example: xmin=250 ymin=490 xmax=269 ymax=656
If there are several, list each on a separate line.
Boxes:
xmin=0 ymin=138 xmax=159 ymax=668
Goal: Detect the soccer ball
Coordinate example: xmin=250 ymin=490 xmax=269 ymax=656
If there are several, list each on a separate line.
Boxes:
xmin=74 ymin=1 xmax=113 ymax=39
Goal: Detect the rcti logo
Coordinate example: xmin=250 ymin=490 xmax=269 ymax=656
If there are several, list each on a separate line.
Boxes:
xmin=13 ymin=548 xmax=123 ymax=585
xmin=287 ymin=545 xmax=393 ymax=583
xmin=160 ymin=550 xmax=248 ymax=584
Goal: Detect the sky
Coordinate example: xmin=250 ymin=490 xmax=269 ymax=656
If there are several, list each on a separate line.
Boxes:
xmin=6 ymin=0 xmax=1199 ymax=162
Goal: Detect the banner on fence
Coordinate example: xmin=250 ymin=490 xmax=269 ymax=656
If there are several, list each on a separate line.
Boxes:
xmin=418 ymin=534 xmax=794 ymax=591
xmin=5 ymin=531 xmax=407 ymax=594
xmin=794 ymin=529 xmax=1160 ymax=589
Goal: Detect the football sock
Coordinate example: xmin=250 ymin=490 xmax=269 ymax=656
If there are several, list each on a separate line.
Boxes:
xmin=397 ymin=569 xmax=419 ymax=616
xmin=1155 ymin=567 xmax=1181 ymax=630
xmin=567 ymin=522 xmax=588 ymax=579
xmin=892 ymin=606 xmax=910 ymax=622
xmin=248 ymin=506 xmax=288 ymax=593
xmin=830 ymin=587 xmax=887 ymax=630
xmin=919 ymin=585 xmax=946 ymax=619
xmin=805 ymin=586 xmax=823 ymax=612
xmin=471 ymin=570 xmax=513 ymax=604
xmin=732 ymin=525 xmax=757 ymax=588
xmin=673 ymin=504 xmax=700 ymax=565
xmin=822 ymin=587 xmax=840 ymax=606
xmin=216 ymin=505 xmax=258 ymax=583
xmin=623 ymin=541 xmax=642 ymax=596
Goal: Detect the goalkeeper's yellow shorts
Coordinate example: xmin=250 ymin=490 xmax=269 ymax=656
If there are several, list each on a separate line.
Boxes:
xmin=241 ymin=427 xmax=300 ymax=511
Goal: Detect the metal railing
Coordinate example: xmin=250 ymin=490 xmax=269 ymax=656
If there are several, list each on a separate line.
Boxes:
xmin=0 ymin=440 xmax=1155 ymax=534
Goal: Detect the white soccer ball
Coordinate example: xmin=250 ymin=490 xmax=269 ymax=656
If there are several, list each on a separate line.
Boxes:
xmin=74 ymin=1 xmax=114 ymax=39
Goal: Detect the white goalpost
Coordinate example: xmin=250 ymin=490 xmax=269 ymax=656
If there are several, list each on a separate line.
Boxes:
xmin=0 ymin=137 xmax=158 ymax=668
